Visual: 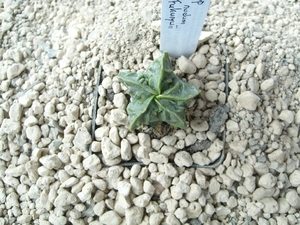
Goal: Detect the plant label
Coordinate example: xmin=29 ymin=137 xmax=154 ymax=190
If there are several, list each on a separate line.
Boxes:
xmin=160 ymin=0 xmax=210 ymax=58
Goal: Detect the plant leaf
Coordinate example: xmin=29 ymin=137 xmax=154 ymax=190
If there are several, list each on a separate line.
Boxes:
xmin=154 ymin=98 xmax=187 ymax=128
xmin=127 ymin=96 xmax=155 ymax=130
xmin=117 ymin=52 xmax=200 ymax=131
xmin=143 ymin=52 xmax=174 ymax=94
xmin=159 ymin=76 xmax=200 ymax=102
xmin=118 ymin=71 xmax=156 ymax=98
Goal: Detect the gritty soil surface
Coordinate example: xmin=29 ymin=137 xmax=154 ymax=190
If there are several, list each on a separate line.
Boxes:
xmin=0 ymin=0 xmax=300 ymax=224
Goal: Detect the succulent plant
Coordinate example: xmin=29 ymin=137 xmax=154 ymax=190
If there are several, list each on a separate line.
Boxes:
xmin=117 ymin=52 xmax=200 ymax=131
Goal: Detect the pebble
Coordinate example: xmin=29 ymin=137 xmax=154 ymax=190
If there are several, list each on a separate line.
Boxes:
xmin=5 ymin=165 xmax=26 ymax=177
xmin=234 ymin=44 xmax=248 ymax=61
xmin=226 ymin=166 xmax=241 ymax=181
xmin=204 ymin=203 xmax=215 ymax=215
xmin=149 ymin=213 xmax=164 ymax=225
xmin=237 ymin=91 xmax=261 ymax=111
xmin=61 ymin=177 xmax=79 ymax=188
xmin=25 ymin=125 xmax=42 ymax=143
xmin=228 ymin=79 xmax=239 ymax=93
xmin=66 ymin=104 xmax=80 ymax=121
xmin=130 ymin=177 xmax=144 ymax=195
xmin=247 ymin=77 xmax=260 ymax=93
xmin=160 ymin=145 xmax=178 ymax=156
xmin=95 ymin=126 xmax=110 ymax=141
xmin=152 ymin=139 xmax=163 ymax=150
xmin=82 ymin=154 xmax=101 ymax=172
xmin=278 ymin=198 xmax=290 ymax=214
xmin=205 ymin=89 xmax=218 ymax=102
xmin=125 ymin=206 xmax=144 ymax=225
xmin=133 ymin=193 xmax=151 ymax=207
xmin=227 ymin=196 xmax=238 ymax=209
xmin=166 ymin=214 xmax=181 ymax=225
xmin=177 ymin=56 xmax=197 ymax=74
xmin=156 ymin=174 xmax=171 ymax=189
xmin=100 ymin=211 xmax=122 ymax=225
xmin=165 ymin=198 xmax=178 ymax=212
xmin=24 ymin=115 xmax=39 ymax=127
xmin=289 ymin=169 xmax=300 ymax=187
xmin=149 ymin=152 xmax=168 ymax=164
xmin=252 ymin=187 xmax=275 ymax=201
xmin=9 ymin=102 xmax=22 ymax=122
xmin=295 ymin=110 xmax=300 ymax=124
xmin=109 ymin=127 xmax=120 ymax=146
xmin=270 ymin=120 xmax=283 ymax=135
xmin=241 ymin=163 xmax=254 ymax=177
xmin=226 ymin=120 xmax=239 ymax=131
xmin=185 ymin=183 xmax=202 ymax=202
xmin=258 ymin=173 xmax=277 ymax=189
xmin=130 ymin=164 xmax=141 ymax=177
xmin=278 ymin=110 xmax=294 ymax=124
xmin=186 ymin=202 xmax=202 ymax=219
xmin=1 ymin=118 xmax=21 ymax=135
xmin=190 ymin=119 xmax=209 ymax=132
xmin=215 ymin=190 xmax=229 ymax=203
xmin=73 ymin=127 xmax=92 ymax=150
xmin=143 ymin=180 xmax=155 ymax=195
xmin=164 ymin=163 xmax=178 ymax=177
xmin=174 ymin=151 xmax=193 ymax=167
xmin=150 ymin=20 xmax=160 ymax=32
xmin=94 ymin=201 xmax=105 ymax=216
xmin=228 ymin=139 xmax=247 ymax=153
xmin=245 ymin=64 xmax=256 ymax=75
xmin=192 ymin=53 xmax=207 ymax=69
xmin=174 ymin=208 xmax=187 ymax=223
xmin=209 ymin=55 xmax=219 ymax=66
xmin=184 ymin=133 xmax=197 ymax=146
xmin=48 ymin=215 xmax=67 ymax=225
xmin=138 ymin=133 xmax=151 ymax=147
xmin=6 ymin=48 xmax=23 ymax=62
xmin=199 ymin=31 xmax=213 ymax=43
xmin=260 ymin=197 xmax=279 ymax=214
xmin=54 ymin=189 xmax=77 ymax=208
xmin=160 ymin=135 xmax=177 ymax=146
xmin=207 ymin=65 xmax=221 ymax=74
xmin=7 ymin=63 xmax=25 ymax=79
xmin=243 ymin=176 xmax=256 ymax=193
xmin=136 ymin=146 xmax=152 ymax=165
xmin=277 ymin=66 xmax=289 ymax=76
xmin=101 ymin=137 xmax=121 ymax=165
xmin=285 ymin=189 xmax=300 ymax=208
xmin=39 ymin=155 xmax=63 ymax=171
xmin=102 ymin=77 xmax=113 ymax=89
xmin=267 ymin=149 xmax=286 ymax=164
xmin=118 ymin=181 xmax=131 ymax=196
xmin=208 ymin=178 xmax=220 ymax=195
xmin=215 ymin=206 xmax=231 ymax=217
xmin=204 ymin=81 xmax=218 ymax=90
xmin=107 ymin=109 xmax=128 ymax=126
xmin=90 ymin=141 xmax=101 ymax=153
xmin=192 ymin=152 xmax=211 ymax=166
xmin=261 ymin=78 xmax=275 ymax=92
xmin=246 ymin=202 xmax=261 ymax=217
xmin=255 ymin=62 xmax=265 ymax=78
xmin=121 ymin=139 xmax=132 ymax=161
xmin=113 ymin=92 xmax=128 ymax=109
xmin=93 ymin=179 xmax=107 ymax=191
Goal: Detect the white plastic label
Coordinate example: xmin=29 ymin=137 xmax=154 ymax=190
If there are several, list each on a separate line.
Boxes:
xmin=160 ymin=0 xmax=210 ymax=58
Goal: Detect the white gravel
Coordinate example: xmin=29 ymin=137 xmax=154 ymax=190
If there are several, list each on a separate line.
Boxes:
xmin=0 ymin=0 xmax=300 ymax=224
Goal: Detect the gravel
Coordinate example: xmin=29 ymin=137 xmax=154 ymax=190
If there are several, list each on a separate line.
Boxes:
xmin=0 ymin=0 xmax=300 ymax=224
